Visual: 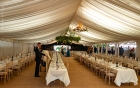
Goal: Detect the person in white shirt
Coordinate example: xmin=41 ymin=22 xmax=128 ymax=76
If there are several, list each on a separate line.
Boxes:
xmin=40 ymin=49 xmax=52 ymax=72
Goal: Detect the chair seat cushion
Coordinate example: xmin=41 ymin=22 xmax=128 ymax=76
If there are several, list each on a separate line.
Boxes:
xmin=0 ymin=72 xmax=7 ymax=75
xmin=95 ymin=67 xmax=100 ymax=69
xmin=100 ymin=69 xmax=105 ymax=71
xmin=13 ymin=66 xmax=20 ymax=69
xmin=8 ymin=69 xmax=13 ymax=72
xmin=134 ymin=67 xmax=140 ymax=70
xmin=111 ymin=70 xmax=117 ymax=74
xmin=107 ymin=73 xmax=115 ymax=77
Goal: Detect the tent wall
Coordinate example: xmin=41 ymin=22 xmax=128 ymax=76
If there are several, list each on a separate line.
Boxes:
xmin=0 ymin=39 xmax=34 ymax=60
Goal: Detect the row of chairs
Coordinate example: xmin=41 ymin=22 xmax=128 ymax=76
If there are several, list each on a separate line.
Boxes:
xmin=87 ymin=52 xmax=140 ymax=75
xmin=0 ymin=53 xmax=35 ymax=84
xmin=74 ymin=53 xmax=117 ymax=85
xmin=94 ymin=53 xmax=140 ymax=75
xmin=60 ymin=53 xmax=69 ymax=72
xmin=74 ymin=52 xmax=139 ymax=85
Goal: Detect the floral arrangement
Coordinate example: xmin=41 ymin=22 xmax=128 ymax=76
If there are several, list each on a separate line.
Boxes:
xmin=55 ymin=36 xmax=81 ymax=44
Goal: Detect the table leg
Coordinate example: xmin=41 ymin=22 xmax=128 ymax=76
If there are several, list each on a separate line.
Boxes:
xmin=49 ymin=82 xmax=52 ymax=87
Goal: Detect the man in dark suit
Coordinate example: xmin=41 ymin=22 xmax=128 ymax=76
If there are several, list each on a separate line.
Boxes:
xmin=34 ymin=42 xmax=45 ymax=77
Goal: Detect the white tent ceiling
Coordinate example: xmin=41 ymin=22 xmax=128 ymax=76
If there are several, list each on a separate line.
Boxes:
xmin=0 ymin=0 xmax=140 ymax=44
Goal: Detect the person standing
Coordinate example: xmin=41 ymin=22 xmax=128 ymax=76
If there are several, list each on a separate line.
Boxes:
xmin=102 ymin=46 xmax=106 ymax=53
xmin=108 ymin=46 xmax=111 ymax=54
xmin=111 ymin=47 xmax=114 ymax=55
xmin=94 ymin=46 xmax=97 ymax=53
xmin=89 ymin=47 xmax=93 ymax=55
xmin=39 ymin=49 xmax=44 ymax=72
xmin=66 ymin=46 xmax=70 ymax=57
xmin=42 ymin=49 xmax=52 ymax=71
xmin=34 ymin=42 xmax=45 ymax=77
xmin=61 ymin=46 xmax=64 ymax=55
xmin=119 ymin=46 xmax=124 ymax=56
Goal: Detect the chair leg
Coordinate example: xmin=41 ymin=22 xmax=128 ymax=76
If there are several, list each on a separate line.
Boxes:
xmin=90 ymin=66 xmax=92 ymax=71
xmin=7 ymin=72 xmax=10 ymax=81
xmin=137 ymin=70 xmax=139 ymax=75
xmin=4 ymin=74 xmax=7 ymax=84
xmin=12 ymin=71 xmax=13 ymax=78
xmin=94 ymin=69 xmax=96 ymax=73
xmin=18 ymin=70 xmax=20 ymax=76
xmin=129 ymin=82 xmax=131 ymax=86
xmin=60 ymin=80 xmax=61 ymax=85
xmin=109 ymin=76 xmax=110 ymax=85
xmin=99 ymin=71 xmax=101 ymax=77
xmin=49 ymin=82 xmax=52 ymax=87
xmin=105 ymin=76 xmax=107 ymax=82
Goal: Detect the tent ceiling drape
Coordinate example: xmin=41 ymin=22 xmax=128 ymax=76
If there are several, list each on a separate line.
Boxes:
xmin=0 ymin=0 xmax=140 ymax=44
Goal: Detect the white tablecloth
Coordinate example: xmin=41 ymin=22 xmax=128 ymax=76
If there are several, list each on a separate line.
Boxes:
xmin=0 ymin=64 xmax=6 ymax=71
xmin=0 ymin=60 xmax=18 ymax=71
xmin=46 ymin=52 xmax=70 ymax=86
xmin=114 ymin=67 xmax=138 ymax=86
xmin=102 ymin=61 xmax=138 ymax=86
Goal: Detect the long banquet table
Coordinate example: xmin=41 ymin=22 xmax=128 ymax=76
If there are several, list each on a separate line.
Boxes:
xmin=0 ymin=59 xmax=18 ymax=71
xmin=75 ymin=52 xmax=138 ymax=86
xmin=114 ymin=66 xmax=138 ymax=86
xmin=93 ymin=58 xmax=138 ymax=86
xmin=106 ymin=62 xmax=138 ymax=86
xmin=46 ymin=52 xmax=70 ymax=86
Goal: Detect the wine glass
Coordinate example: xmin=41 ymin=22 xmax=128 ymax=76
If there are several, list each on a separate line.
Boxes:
xmin=119 ymin=62 xmax=122 ymax=67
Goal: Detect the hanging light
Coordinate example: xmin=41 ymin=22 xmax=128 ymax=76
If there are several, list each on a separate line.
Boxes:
xmin=73 ymin=5 xmax=88 ymax=32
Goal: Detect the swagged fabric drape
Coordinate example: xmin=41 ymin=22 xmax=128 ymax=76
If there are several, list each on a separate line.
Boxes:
xmin=0 ymin=40 xmax=13 ymax=59
xmin=0 ymin=39 xmax=34 ymax=60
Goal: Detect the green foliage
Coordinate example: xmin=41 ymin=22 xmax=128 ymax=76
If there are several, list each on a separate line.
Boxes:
xmin=55 ymin=36 xmax=81 ymax=44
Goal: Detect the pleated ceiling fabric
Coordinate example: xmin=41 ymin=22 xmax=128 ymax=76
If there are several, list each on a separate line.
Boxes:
xmin=0 ymin=0 xmax=140 ymax=44
xmin=70 ymin=0 xmax=140 ymax=44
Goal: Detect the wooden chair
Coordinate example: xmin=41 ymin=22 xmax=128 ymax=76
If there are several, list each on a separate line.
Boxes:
xmin=13 ymin=59 xmax=21 ymax=76
xmin=99 ymin=62 xmax=106 ymax=78
xmin=105 ymin=64 xmax=116 ymax=85
xmin=6 ymin=61 xmax=13 ymax=81
xmin=134 ymin=61 xmax=140 ymax=75
xmin=20 ymin=57 xmax=26 ymax=71
xmin=94 ymin=61 xmax=101 ymax=75
xmin=0 ymin=63 xmax=8 ymax=84
xmin=90 ymin=59 xmax=95 ymax=72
